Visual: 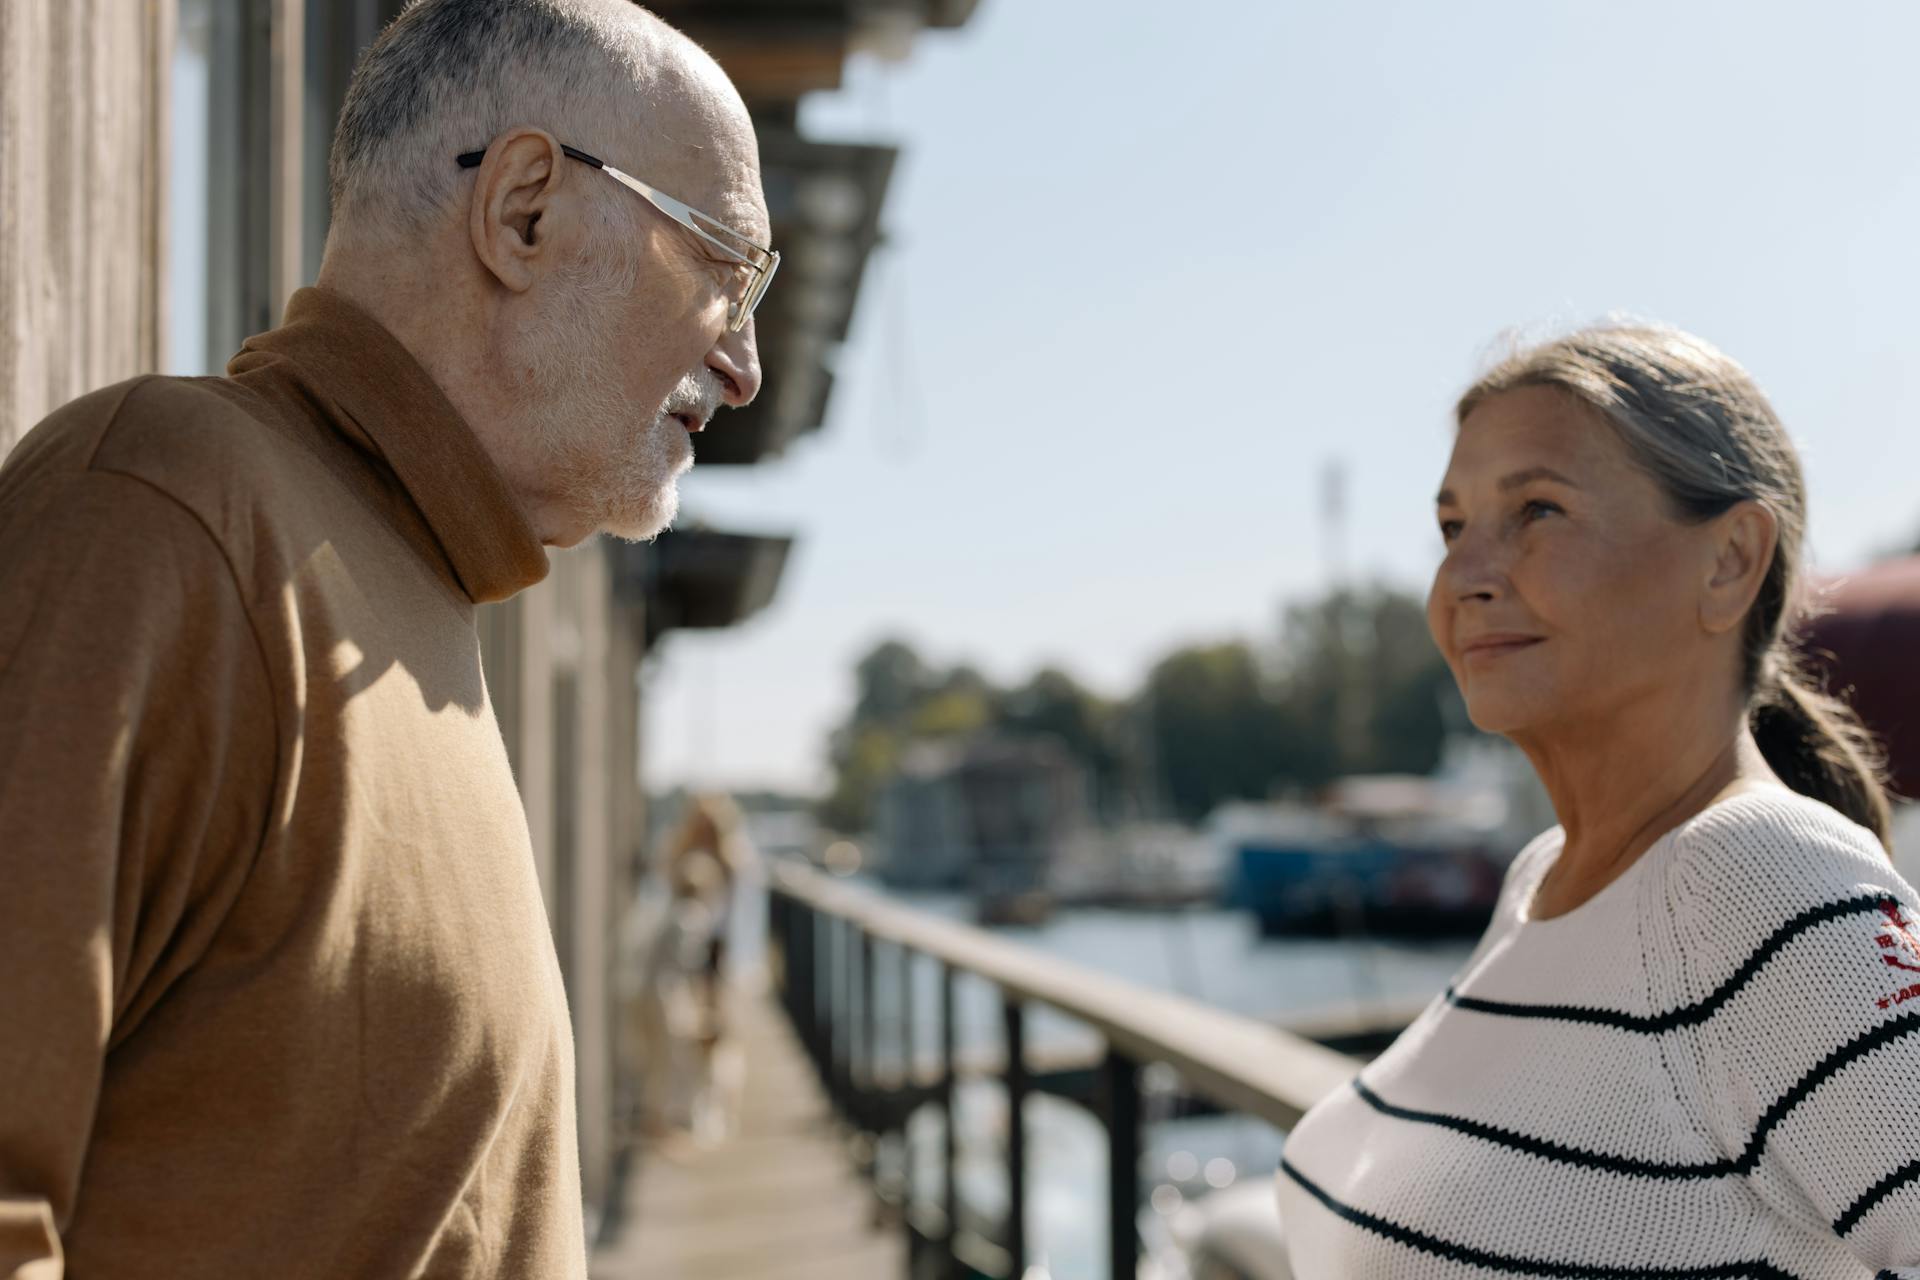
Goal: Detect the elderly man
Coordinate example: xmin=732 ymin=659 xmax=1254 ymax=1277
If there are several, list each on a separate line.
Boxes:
xmin=0 ymin=1 xmax=768 ymax=1276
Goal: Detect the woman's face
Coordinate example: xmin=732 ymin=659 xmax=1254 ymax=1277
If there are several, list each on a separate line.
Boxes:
xmin=1427 ymin=385 xmax=1723 ymax=741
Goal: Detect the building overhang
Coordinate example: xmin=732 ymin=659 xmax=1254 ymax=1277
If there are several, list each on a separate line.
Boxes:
xmin=612 ymin=525 xmax=795 ymax=650
xmin=692 ymin=131 xmax=895 ymax=466
xmin=651 ymin=1 xmax=981 ymax=102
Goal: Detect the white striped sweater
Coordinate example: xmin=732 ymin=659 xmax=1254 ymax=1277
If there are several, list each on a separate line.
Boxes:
xmin=1277 ymin=788 xmax=1920 ymax=1279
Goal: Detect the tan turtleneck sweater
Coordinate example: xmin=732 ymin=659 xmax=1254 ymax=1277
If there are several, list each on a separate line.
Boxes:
xmin=0 ymin=289 xmax=586 ymax=1279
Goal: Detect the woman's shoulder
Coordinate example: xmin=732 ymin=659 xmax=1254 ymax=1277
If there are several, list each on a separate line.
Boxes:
xmin=1648 ymin=786 xmax=1916 ymax=982
xmin=1664 ymin=787 xmax=1906 ymax=909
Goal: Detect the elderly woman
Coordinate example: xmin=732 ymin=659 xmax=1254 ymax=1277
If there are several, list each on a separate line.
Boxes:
xmin=1277 ymin=327 xmax=1920 ymax=1277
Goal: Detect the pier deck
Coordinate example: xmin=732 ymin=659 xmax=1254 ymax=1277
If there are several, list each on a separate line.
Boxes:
xmin=591 ymin=987 xmax=902 ymax=1280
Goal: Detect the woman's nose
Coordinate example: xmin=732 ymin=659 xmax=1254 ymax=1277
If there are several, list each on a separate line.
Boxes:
xmin=1439 ymin=530 xmax=1503 ymax=603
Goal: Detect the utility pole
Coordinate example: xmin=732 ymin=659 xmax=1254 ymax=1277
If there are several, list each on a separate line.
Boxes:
xmin=1322 ymin=458 xmax=1368 ymax=769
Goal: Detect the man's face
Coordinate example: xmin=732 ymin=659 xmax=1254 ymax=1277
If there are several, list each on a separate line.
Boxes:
xmin=517 ymin=228 xmax=713 ymax=543
xmin=516 ymin=138 xmax=768 ymax=544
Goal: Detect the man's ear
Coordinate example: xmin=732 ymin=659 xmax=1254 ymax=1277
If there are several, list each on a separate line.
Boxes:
xmin=467 ymin=128 xmax=570 ymax=293
xmin=1700 ymin=499 xmax=1778 ymax=635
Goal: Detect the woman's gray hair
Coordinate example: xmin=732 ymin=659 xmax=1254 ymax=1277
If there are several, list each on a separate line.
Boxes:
xmin=328 ymin=0 xmax=653 ymax=244
xmin=1457 ymin=324 xmax=1892 ymax=849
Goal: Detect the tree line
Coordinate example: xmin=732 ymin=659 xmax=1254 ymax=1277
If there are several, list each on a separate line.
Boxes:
xmin=818 ymin=585 xmax=1466 ymax=832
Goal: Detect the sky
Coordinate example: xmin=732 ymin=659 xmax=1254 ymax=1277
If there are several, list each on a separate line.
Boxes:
xmin=644 ymin=0 xmax=1920 ymax=795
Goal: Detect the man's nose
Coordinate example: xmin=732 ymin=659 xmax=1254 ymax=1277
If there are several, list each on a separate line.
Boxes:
xmin=708 ymin=324 xmax=762 ymax=408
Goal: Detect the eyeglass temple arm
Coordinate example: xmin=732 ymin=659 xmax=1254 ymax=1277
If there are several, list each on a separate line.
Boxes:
xmin=455 ymin=144 xmax=604 ymax=170
xmin=454 ymin=144 xmax=776 ymax=273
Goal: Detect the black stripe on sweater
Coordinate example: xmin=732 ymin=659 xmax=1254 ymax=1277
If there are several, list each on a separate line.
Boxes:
xmin=1351 ymin=1013 xmax=1920 ymax=1182
xmin=1351 ymin=1079 xmax=1738 ymax=1179
xmin=1834 ymin=1155 xmax=1920 ymax=1236
xmin=1279 ymin=1157 xmax=1803 ymax=1278
xmin=1445 ymin=894 xmax=1903 ymax=1032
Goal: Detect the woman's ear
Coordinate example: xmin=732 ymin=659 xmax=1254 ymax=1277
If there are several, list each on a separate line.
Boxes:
xmin=1700 ymin=499 xmax=1778 ymax=635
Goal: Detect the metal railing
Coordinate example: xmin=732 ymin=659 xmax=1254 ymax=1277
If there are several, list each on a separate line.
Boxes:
xmin=766 ymin=862 xmax=1364 ymax=1279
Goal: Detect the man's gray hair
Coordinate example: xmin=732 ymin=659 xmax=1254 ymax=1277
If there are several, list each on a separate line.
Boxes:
xmin=329 ymin=0 xmax=654 ymax=242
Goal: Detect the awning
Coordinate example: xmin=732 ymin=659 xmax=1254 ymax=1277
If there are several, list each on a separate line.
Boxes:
xmin=649 ymin=2 xmax=981 ymax=104
xmin=612 ymin=526 xmax=795 ymax=650
xmin=644 ymin=1 xmax=973 ymax=466
xmin=692 ymin=131 xmax=895 ymax=466
xmin=1804 ymin=555 xmax=1920 ymax=799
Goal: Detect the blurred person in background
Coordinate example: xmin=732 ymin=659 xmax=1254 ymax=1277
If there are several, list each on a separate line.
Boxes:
xmin=0 ymin=1 xmax=770 ymax=1276
xmin=1278 ymin=326 xmax=1920 ymax=1276
xmin=622 ymin=793 xmax=754 ymax=1146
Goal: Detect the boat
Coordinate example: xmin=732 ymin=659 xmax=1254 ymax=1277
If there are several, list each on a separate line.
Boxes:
xmin=1217 ymin=739 xmax=1550 ymax=938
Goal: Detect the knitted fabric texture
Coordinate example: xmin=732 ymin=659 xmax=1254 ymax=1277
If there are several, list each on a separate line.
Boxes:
xmin=1278 ymin=788 xmax=1920 ymax=1279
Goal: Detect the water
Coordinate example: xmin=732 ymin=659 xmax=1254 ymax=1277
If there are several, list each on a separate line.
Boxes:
xmin=855 ymin=892 xmax=1474 ymax=1280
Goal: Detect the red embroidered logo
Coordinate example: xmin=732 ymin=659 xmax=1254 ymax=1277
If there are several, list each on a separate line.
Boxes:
xmin=1874 ymin=903 xmax=1920 ymax=1010
xmin=1876 ymin=902 xmax=1920 ymax=974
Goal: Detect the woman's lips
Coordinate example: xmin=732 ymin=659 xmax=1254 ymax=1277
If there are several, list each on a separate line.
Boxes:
xmin=1459 ymin=635 xmax=1544 ymax=663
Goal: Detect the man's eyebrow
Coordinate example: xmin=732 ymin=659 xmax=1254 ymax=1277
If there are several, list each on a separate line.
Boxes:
xmin=1436 ymin=466 xmax=1579 ymax=506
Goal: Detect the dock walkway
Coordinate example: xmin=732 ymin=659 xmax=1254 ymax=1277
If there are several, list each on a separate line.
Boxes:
xmin=591 ymin=986 xmax=902 ymax=1280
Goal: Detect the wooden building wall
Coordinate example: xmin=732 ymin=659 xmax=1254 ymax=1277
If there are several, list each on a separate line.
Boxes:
xmin=0 ymin=0 xmax=169 ymax=458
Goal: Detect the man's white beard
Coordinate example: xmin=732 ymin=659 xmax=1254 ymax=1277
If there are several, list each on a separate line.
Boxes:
xmin=522 ymin=262 xmax=693 ymax=542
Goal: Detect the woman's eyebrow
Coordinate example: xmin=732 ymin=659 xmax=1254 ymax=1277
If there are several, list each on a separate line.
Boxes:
xmin=1436 ymin=465 xmax=1579 ymax=506
xmin=1497 ymin=465 xmax=1578 ymax=492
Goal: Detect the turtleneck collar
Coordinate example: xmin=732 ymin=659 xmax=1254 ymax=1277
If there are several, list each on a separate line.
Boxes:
xmin=228 ymin=287 xmax=549 ymax=604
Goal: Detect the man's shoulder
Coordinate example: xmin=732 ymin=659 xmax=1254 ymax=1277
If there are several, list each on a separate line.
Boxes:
xmin=3 ymin=373 xmax=316 ymax=546
xmin=90 ymin=374 xmax=291 ymax=492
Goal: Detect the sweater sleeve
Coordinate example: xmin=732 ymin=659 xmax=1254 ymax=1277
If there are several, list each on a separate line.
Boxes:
xmin=1663 ymin=797 xmax=1920 ymax=1276
xmin=0 ymin=470 xmax=277 ymax=1278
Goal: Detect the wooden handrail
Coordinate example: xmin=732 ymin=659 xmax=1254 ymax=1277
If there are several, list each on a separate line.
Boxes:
xmin=771 ymin=861 xmax=1362 ymax=1130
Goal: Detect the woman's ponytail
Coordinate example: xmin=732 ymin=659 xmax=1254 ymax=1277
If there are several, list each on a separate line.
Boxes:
xmin=1749 ymin=653 xmax=1892 ymax=851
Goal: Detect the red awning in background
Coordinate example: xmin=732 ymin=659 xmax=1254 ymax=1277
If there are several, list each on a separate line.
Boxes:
xmin=1803 ymin=555 xmax=1920 ymax=801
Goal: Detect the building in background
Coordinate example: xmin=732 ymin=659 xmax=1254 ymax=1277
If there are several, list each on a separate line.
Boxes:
xmin=1807 ymin=555 xmax=1920 ymax=883
xmin=0 ymin=0 xmax=978 ymax=1239
xmin=875 ymin=736 xmax=1091 ymax=903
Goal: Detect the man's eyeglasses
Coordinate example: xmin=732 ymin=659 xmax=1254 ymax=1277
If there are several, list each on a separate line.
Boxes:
xmin=456 ymin=143 xmax=778 ymax=334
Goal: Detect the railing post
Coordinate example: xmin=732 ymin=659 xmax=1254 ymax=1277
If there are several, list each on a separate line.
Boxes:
xmin=861 ymin=931 xmax=878 ymax=1102
xmin=818 ymin=908 xmax=836 ymax=1079
xmin=795 ymin=899 xmax=816 ymax=1057
xmin=810 ymin=905 xmax=829 ymax=1075
xmin=842 ymin=917 xmax=862 ymax=1114
xmin=1102 ymin=1048 xmax=1142 ymax=1280
xmin=771 ymin=891 xmax=792 ymax=1019
xmin=832 ymin=915 xmax=852 ymax=1112
xmin=1002 ymin=996 xmax=1027 ymax=1275
xmin=941 ymin=963 xmax=959 ymax=1274
xmin=898 ymin=942 xmax=916 ymax=1216
xmin=854 ymin=925 xmax=867 ymax=1101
